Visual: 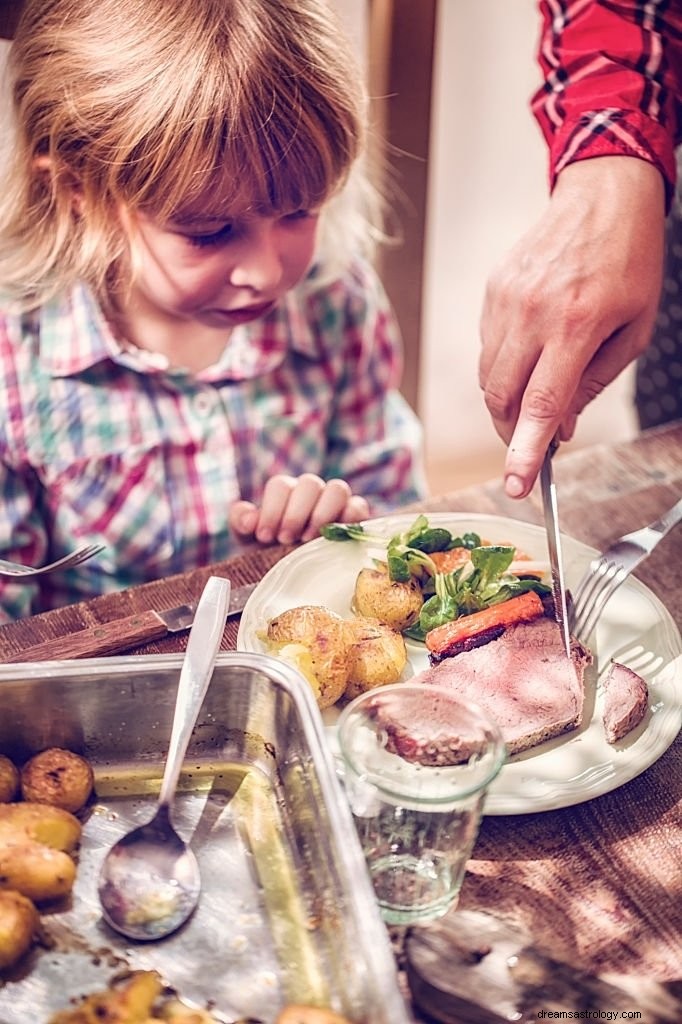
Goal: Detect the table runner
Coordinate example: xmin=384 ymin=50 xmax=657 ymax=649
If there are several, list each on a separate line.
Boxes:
xmin=0 ymin=423 xmax=680 ymax=1018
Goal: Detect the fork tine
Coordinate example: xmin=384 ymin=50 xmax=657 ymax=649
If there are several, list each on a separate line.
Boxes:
xmin=568 ymin=498 xmax=682 ymax=642
xmin=570 ymin=561 xmax=613 ymax=639
xmin=571 ymin=559 xmax=630 ymax=642
xmin=568 ymin=558 xmax=601 ymax=625
xmin=67 ymin=543 xmax=105 ymax=567
xmin=573 ymin=575 xmax=624 ymax=642
xmin=0 ymin=543 xmax=104 ymax=579
xmin=567 ymin=556 xmax=605 ymax=632
xmin=31 ymin=548 xmax=93 ymax=573
xmin=48 ymin=543 xmax=104 ymax=570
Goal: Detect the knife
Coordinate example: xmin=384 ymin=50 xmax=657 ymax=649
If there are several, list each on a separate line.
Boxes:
xmin=539 ymin=437 xmax=571 ymax=658
xmin=4 ymin=580 xmax=258 ymax=664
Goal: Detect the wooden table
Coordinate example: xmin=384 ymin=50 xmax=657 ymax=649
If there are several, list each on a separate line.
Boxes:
xmin=1 ymin=421 xmax=680 ymax=1021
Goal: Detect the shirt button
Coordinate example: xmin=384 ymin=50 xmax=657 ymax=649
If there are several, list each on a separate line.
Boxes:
xmin=194 ymin=392 xmax=216 ymax=415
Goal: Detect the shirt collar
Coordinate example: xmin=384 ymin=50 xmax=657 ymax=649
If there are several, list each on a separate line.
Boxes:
xmin=37 ymin=279 xmax=325 ymax=382
xmin=38 ymin=283 xmax=129 ymax=377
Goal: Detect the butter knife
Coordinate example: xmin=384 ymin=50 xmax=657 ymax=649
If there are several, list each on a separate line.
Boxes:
xmin=3 ymin=580 xmax=258 ymax=663
xmin=539 ymin=438 xmax=571 ymax=658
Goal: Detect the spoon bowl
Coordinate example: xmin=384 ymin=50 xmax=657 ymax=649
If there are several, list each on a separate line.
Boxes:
xmin=98 ymin=807 xmax=200 ymax=941
xmin=98 ymin=576 xmax=231 ymax=941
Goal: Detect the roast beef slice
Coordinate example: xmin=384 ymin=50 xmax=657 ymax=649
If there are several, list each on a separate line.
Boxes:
xmin=409 ymin=617 xmax=592 ymax=756
xmin=364 ymin=687 xmax=494 ymax=766
xmin=601 ymin=661 xmax=649 ymax=744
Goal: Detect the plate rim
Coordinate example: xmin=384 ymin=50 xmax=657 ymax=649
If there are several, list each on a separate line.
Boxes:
xmin=237 ymin=512 xmax=682 ymax=815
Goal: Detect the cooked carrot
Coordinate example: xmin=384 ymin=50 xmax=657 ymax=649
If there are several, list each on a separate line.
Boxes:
xmin=425 ymin=590 xmax=544 ymax=657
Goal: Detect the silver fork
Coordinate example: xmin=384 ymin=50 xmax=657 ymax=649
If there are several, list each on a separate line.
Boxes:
xmin=568 ymin=497 xmax=682 ymax=642
xmin=0 ymin=543 xmax=105 ymax=579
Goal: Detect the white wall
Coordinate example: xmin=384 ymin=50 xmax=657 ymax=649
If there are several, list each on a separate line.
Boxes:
xmin=420 ymin=0 xmax=637 ymax=477
xmin=1 ymin=4 xmax=639 ymax=487
xmin=333 ymin=0 xmax=367 ymax=65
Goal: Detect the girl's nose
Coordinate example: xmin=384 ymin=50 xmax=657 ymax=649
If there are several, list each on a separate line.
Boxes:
xmin=229 ymin=225 xmax=283 ymax=293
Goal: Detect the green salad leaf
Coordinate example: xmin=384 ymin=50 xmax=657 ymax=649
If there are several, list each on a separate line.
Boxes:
xmin=404 ymin=544 xmax=550 ymax=641
xmin=320 ymin=516 xmax=480 ymax=582
xmin=321 ymin=516 xmax=549 ymax=642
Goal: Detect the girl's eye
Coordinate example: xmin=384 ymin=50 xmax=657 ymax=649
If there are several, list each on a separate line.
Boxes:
xmin=184 ymin=223 xmax=236 ymax=249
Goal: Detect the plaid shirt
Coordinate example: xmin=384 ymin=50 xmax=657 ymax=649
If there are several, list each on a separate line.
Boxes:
xmin=533 ymin=0 xmax=682 ymax=204
xmin=0 ymin=259 xmax=425 ymax=621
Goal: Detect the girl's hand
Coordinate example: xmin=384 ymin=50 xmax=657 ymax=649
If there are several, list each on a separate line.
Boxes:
xmin=229 ymin=474 xmax=369 ymax=545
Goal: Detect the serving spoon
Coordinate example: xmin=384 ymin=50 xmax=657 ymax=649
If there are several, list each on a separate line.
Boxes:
xmin=97 ymin=575 xmax=231 ymax=941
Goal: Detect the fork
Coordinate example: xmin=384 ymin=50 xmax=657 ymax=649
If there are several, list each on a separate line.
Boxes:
xmin=0 ymin=543 xmax=105 ymax=579
xmin=568 ymin=497 xmax=682 ymax=642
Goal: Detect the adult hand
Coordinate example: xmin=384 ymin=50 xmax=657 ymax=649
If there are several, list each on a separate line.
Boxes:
xmin=480 ymin=157 xmax=666 ymax=498
xmin=229 ymin=473 xmax=369 ymax=545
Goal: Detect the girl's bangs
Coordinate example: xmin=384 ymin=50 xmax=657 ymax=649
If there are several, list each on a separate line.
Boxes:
xmin=103 ymin=0 xmax=363 ymax=223
xmin=135 ymin=103 xmax=352 ymax=222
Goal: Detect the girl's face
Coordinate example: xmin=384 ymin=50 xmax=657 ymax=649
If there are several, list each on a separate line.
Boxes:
xmin=122 ymin=193 xmax=321 ymax=331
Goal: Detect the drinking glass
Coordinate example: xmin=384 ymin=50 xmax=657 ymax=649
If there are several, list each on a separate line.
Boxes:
xmin=337 ymin=683 xmax=505 ymax=925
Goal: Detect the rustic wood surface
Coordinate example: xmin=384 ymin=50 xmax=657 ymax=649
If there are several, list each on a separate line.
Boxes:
xmin=0 ymin=421 xmax=680 ymax=1022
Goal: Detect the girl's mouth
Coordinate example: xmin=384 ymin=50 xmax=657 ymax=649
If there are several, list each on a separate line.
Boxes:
xmin=209 ymin=301 xmax=276 ymax=324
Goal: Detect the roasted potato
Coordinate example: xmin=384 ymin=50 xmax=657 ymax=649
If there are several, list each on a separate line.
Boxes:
xmin=21 ymin=747 xmax=94 ymax=813
xmin=0 ymin=889 xmax=39 ymax=970
xmin=48 ymin=970 xmax=163 ymax=1023
xmin=276 ymin=1007 xmax=352 ymax=1024
xmin=161 ymin=1000 xmax=221 ymax=1022
xmin=352 ymin=566 xmax=423 ymax=632
xmin=47 ymin=969 xmax=225 ymax=1023
xmin=265 ymin=606 xmax=353 ymax=709
xmin=0 ymin=801 xmax=82 ymax=852
xmin=0 ymin=755 xmax=19 ymax=803
xmin=266 ymin=642 xmax=322 ymax=702
xmin=0 ymin=840 xmax=76 ymax=902
xmin=344 ymin=618 xmax=407 ymax=699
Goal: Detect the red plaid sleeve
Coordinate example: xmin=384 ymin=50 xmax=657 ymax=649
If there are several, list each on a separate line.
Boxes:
xmin=532 ymin=0 xmax=682 ymax=205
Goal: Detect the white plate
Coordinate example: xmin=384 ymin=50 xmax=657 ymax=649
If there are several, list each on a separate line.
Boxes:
xmin=237 ymin=513 xmax=682 ymax=814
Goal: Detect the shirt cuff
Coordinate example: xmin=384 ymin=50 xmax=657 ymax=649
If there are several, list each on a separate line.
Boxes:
xmin=548 ymin=109 xmax=677 ymax=211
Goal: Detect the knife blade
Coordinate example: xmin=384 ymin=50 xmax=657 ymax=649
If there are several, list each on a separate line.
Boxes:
xmin=4 ymin=580 xmax=258 ymax=664
xmin=539 ymin=438 xmax=571 ymax=658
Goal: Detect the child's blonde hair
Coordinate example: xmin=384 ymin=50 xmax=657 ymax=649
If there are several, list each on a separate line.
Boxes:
xmin=0 ymin=0 xmax=372 ymax=309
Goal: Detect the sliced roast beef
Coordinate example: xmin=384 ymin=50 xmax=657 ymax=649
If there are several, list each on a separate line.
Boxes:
xmin=365 ymin=687 xmax=494 ymax=766
xmin=406 ymin=616 xmax=592 ymax=756
xmin=601 ymin=662 xmax=649 ymax=744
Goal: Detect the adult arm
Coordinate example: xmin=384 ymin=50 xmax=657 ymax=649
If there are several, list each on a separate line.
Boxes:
xmin=480 ymin=0 xmax=682 ymax=498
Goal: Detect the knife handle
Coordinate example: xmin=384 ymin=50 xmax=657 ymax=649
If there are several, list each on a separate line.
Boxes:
xmin=4 ymin=611 xmax=169 ymax=663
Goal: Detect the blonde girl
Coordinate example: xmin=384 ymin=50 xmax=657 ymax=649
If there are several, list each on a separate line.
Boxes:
xmin=0 ymin=0 xmax=424 ymax=620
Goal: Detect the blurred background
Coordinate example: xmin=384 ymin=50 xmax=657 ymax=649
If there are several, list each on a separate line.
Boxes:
xmin=1 ymin=0 xmax=639 ymax=497
xmin=336 ymin=0 xmax=638 ymax=495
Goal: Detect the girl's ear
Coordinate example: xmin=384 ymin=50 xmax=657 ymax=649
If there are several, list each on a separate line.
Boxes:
xmin=33 ymin=155 xmax=84 ymax=213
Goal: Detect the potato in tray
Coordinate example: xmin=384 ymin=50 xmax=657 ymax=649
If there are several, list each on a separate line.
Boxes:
xmin=0 ymin=656 xmax=409 ymax=1024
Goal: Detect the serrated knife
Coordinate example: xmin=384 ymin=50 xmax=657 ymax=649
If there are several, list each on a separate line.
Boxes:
xmin=539 ymin=438 xmax=571 ymax=658
xmin=3 ymin=580 xmax=258 ymax=663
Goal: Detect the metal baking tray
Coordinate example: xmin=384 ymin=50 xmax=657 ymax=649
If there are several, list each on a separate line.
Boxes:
xmin=0 ymin=651 xmax=409 ymax=1023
